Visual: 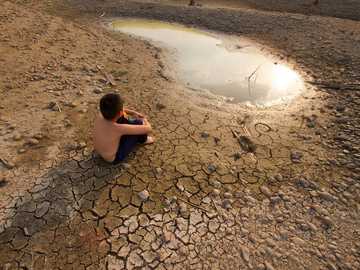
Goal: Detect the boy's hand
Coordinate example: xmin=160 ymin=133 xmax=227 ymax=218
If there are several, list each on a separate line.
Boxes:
xmin=125 ymin=108 xmax=144 ymax=118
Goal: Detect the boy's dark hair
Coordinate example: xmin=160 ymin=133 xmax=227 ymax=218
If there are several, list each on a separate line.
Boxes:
xmin=100 ymin=93 xmax=124 ymax=120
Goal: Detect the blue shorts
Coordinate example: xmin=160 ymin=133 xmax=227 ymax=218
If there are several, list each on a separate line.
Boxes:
xmin=113 ymin=116 xmax=147 ymax=164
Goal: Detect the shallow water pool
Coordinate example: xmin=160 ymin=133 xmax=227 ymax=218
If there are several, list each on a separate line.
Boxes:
xmin=111 ymin=19 xmax=304 ymax=105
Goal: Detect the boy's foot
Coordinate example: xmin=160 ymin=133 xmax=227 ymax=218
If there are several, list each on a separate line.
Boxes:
xmin=144 ymin=136 xmax=155 ymax=145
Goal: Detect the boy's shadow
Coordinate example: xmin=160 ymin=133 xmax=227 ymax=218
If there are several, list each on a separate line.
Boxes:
xmin=0 ymin=151 xmax=138 ymax=266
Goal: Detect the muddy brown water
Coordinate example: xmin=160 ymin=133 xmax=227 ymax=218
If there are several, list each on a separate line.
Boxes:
xmin=111 ymin=19 xmax=305 ymax=106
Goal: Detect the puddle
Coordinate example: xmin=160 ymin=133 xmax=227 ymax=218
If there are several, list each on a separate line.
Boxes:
xmin=111 ymin=19 xmax=305 ymax=105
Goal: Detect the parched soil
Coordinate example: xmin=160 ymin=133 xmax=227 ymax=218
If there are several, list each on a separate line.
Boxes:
xmin=0 ymin=0 xmax=359 ymax=269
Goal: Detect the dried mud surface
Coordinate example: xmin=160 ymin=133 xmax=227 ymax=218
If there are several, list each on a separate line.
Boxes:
xmin=0 ymin=0 xmax=359 ymax=269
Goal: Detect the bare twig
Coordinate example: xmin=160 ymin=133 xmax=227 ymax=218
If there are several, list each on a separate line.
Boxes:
xmin=177 ymin=197 xmax=209 ymax=213
xmin=247 ymin=65 xmax=262 ymax=96
xmin=55 ymin=102 xmax=62 ymax=112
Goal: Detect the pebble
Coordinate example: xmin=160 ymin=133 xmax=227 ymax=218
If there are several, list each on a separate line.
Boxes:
xmin=0 ymin=177 xmax=8 ymax=188
xmin=138 ymin=190 xmax=150 ymax=201
xmin=319 ymin=216 xmax=334 ymax=228
xmin=318 ymin=191 xmax=337 ymax=202
xmin=176 ymin=182 xmax=185 ymax=192
xmin=78 ymin=141 xmax=87 ymax=149
xmin=210 ymin=179 xmax=222 ymax=188
xmin=12 ymin=133 xmax=22 ymax=141
xmin=296 ymin=178 xmax=310 ymax=188
xmin=93 ymin=87 xmax=103 ymax=94
xmin=260 ymin=186 xmax=272 ymax=197
xmin=178 ymin=202 xmax=187 ymax=214
xmin=33 ymin=133 xmax=43 ymax=140
xmin=121 ymin=163 xmax=131 ymax=169
xmin=222 ymin=199 xmax=232 ymax=209
xmin=200 ymin=132 xmax=210 ymax=138
xmin=212 ymin=189 xmax=220 ymax=197
xmin=27 ymin=138 xmax=39 ymax=146
xmin=202 ymin=196 xmax=211 ymax=204
xmin=290 ymin=151 xmax=303 ymax=162
xmin=240 ymin=245 xmax=250 ymax=263
xmin=223 ymin=192 xmax=232 ymax=199
xmin=17 ymin=148 xmax=26 ymax=154
xmin=207 ymin=164 xmax=216 ymax=173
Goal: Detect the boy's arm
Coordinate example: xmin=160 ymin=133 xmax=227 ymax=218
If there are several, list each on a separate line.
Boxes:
xmin=117 ymin=123 xmax=151 ymax=136
xmin=124 ymin=108 xmax=144 ymax=118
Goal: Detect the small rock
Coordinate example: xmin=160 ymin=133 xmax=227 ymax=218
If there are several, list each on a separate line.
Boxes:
xmin=318 ymin=191 xmax=337 ymax=202
xmin=200 ymin=132 xmax=209 ymax=138
xmin=296 ymin=178 xmax=310 ymax=188
xmin=233 ymin=152 xmax=241 ymax=160
xmin=12 ymin=133 xmax=22 ymax=141
xmin=0 ymin=177 xmax=8 ymax=188
xmin=210 ymin=179 xmax=222 ymax=188
xmin=319 ymin=216 xmax=334 ymax=229
xmin=33 ymin=133 xmax=43 ymax=140
xmin=222 ymin=199 xmax=232 ymax=209
xmin=156 ymin=103 xmax=166 ymax=110
xmin=176 ymin=182 xmax=185 ymax=192
xmin=202 ymin=196 xmax=211 ymax=204
xmin=138 ymin=190 xmax=149 ymax=201
xmin=23 ymin=227 xmax=31 ymax=236
xmin=260 ymin=186 xmax=272 ymax=197
xmin=212 ymin=189 xmax=220 ymax=197
xmin=17 ymin=148 xmax=26 ymax=154
xmin=207 ymin=164 xmax=216 ymax=173
xmin=241 ymin=245 xmax=250 ymax=263
xmin=155 ymin=167 xmax=163 ymax=174
xmin=78 ymin=141 xmax=87 ymax=149
xmin=178 ymin=202 xmax=188 ymax=215
xmin=163 ymin=198 xmax=171 ymax=207
xmin=291 ymin=151 xmax=303 ymax=163
xmin=48 ymin=101 xmax=61 ymax=112
xmin=93 ymin=87 xmax=103 ymax=94
xmin=307 ymin=222 xmax=317 ymax=232
xmin=27 ymin=138 xmax=39 ymax=146
xmin=121 ymin=163 xmax=131 ymax=169
xmin=223 ymin=192 xmax=232 ymax=199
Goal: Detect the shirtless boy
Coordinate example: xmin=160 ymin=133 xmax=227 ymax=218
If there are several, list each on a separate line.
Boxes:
xmin=93 ymin=93 xmax=154 ymax=164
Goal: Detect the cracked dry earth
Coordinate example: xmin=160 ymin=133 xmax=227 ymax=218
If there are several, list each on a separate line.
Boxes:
xmin=1 ymin=1 xmax=360 ymax=270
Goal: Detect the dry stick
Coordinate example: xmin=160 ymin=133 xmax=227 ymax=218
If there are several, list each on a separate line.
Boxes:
xmin=177 ymin=197 xmax=209 ymax=213
xmin=211 ymin=198 xmax=222 ymax=213
xmin=247 ymin=65 xmax=262 ymax=96
xmin=55 ymin=102 xmax=62 ymax=112
xmin=97 ymin=65 xmax=117 ymax=86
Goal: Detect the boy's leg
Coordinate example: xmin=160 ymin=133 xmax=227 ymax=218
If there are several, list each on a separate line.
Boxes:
xmin=113 ymin=117 xmax=148 ymax=163
xmin=113 ymin=135 xmax=141 ymax=163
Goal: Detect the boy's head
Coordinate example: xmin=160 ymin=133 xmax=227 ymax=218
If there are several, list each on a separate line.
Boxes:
xmin=100 ymin=93 xmax=124 ymax=120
